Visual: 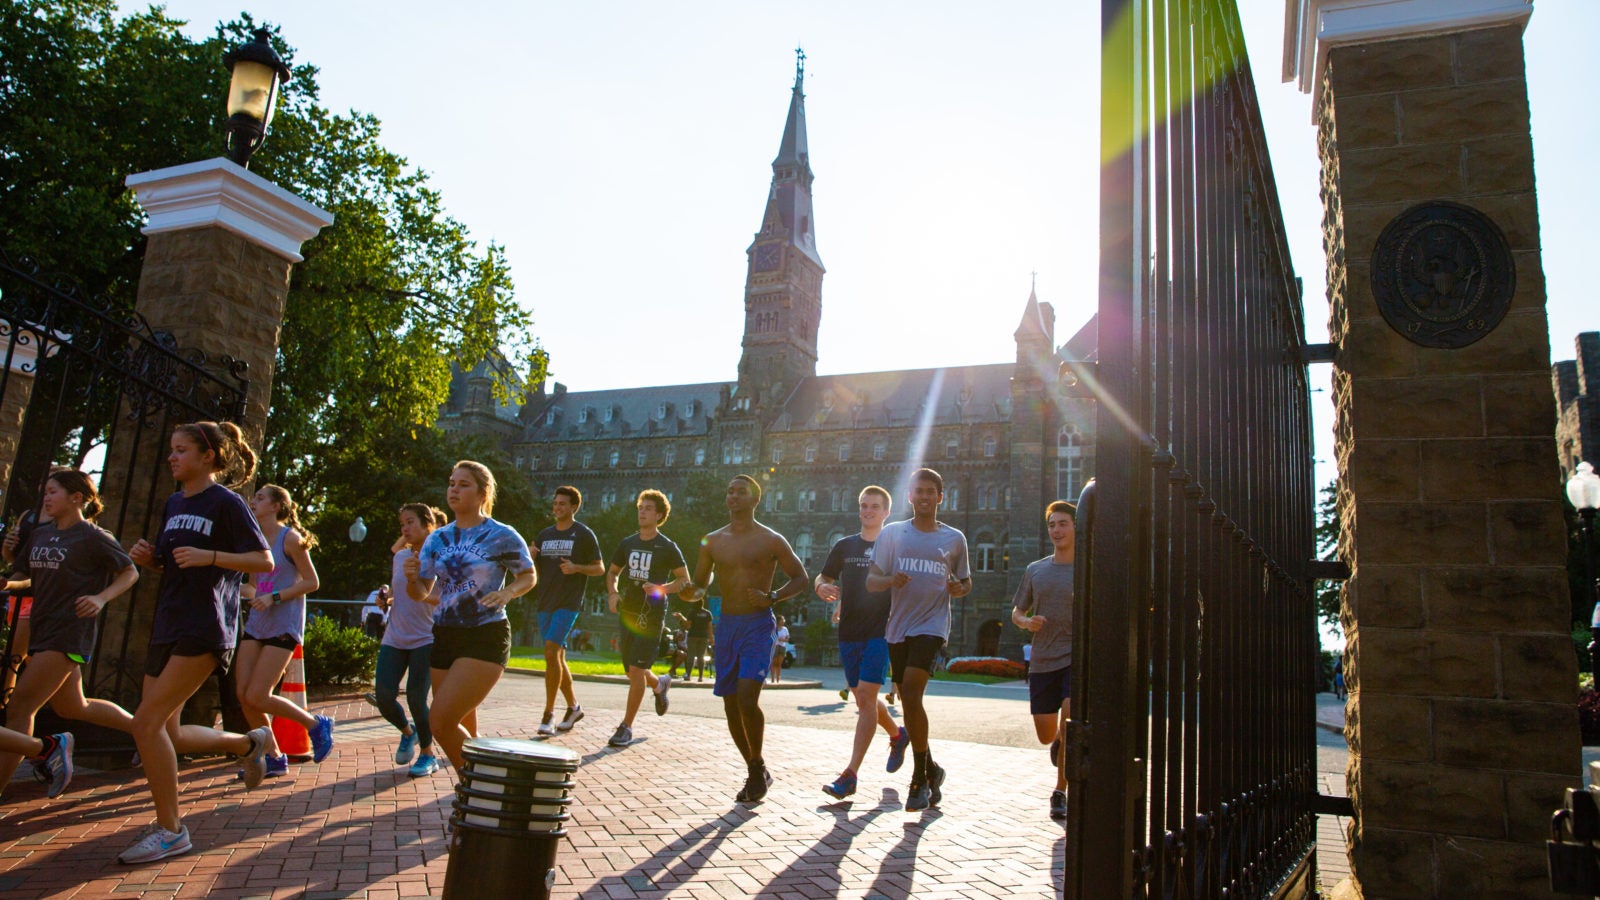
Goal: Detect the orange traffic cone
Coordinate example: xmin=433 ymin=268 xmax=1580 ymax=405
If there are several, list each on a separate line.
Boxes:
xmin=273 ymin=643 xmax=313 ymax=761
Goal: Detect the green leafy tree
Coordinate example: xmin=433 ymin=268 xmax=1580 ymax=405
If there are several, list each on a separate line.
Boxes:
xmin=1314 ymin=481 xmax=1340 ymax=630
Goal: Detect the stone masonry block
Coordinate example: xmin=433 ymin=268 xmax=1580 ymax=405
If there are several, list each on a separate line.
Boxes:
xmin=1339 ymin=199 xmax=1409 ymax=254
xmin=1453 ymin=25 xmax=1528 ymax=85
xmin=1423 ymin=566 xmax=1570 ymax=633
xmin=1346 ymin=440 xmax=1419 ymax=501
xmin=1357 ymin=758 xmax=1508 ymax=838
xmin=1420 ymin=438 xmax=1561 ymax=501
xmin=1433 ymin=698 xmax=1576 ymax=773
xmin=1337 ymin=143 xmax=1463 ymax=206
xmin=1484 ymin=374 xmax=1563 ymax=437
xmin=1355 ymin=502 xmax=1487 ymax=566
xmin=1500 ymin=633 xmax=1580 ymax=703
xmin=1351 ymin=377 xmax=1484 ymax=439
xmin=1353 ymin=627 xmax=1463 ymax=695
xmin=1331 ymin=37 xmax=1454 ymax=97
xmin=1467 ymin=192 xmax=1542 ymax=253
xmin=1397 ymin=81 xmax=1529 ymax=145
xmin=1350 ymin=692 xmax=1431 ymax=762
xmin=1488 ymin=499 xmax=1566 ymax=566
xmin=1333 ymin=92 xmax=1399 ymax=150
xmin=1504 ymin=772 xmax=1581 ymax=843
xmin=1336 ymin=318 xmax=1417 ymax=377
xmin=1464 ymin=135 xmax=1536 ymax=195
xmin=1347 ymin=565 xmax=1423 ymax=628
xmin=1437 ymin=835 xmax=1555 ymax=900
xmin=1348 ymin=825 xmax=1436 ymax=899
xmin=1415 ymin=310 xmax=1559 ymax=376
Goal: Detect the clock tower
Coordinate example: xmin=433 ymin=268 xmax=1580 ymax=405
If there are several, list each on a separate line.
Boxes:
xmin=737 ymin=50 xmax=824 ymax=411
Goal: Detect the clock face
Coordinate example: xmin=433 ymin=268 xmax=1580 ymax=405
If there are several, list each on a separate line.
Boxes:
xmin=754 ymin=244 xmax=782 ymax=272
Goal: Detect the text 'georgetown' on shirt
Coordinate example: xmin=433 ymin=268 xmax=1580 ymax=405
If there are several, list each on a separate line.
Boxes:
xmin=164 ymin=514 xmax=215 ymax=536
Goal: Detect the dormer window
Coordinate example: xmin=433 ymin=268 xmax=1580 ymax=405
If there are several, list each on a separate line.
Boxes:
xmin=578 ymin=408 xmax=589 ymax=424
xmin=545 ymin=410 xmax=555 ymax=426
xmin=657 ymin=402 xmax=668 ymax=419
xmin=685 ymin=400 xmax=697 ymax=417
xmin=603 ymin=406 xmax=614 ymax=424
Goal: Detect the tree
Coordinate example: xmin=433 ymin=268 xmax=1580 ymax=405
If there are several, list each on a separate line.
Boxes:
xmin=0 ymin=2 xmax=541 ymax=595
xmin=1314 ymin=481 xmax=1340 ymax=630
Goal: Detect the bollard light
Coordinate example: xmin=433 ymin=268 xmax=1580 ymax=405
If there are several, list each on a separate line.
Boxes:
xmin=1570 ymin=461 xmax=1600 ymax=513
xmin=222 ymin=28 xmax=292 ymax=168
xmin=349 ymin=516 xmax=367 ymax=543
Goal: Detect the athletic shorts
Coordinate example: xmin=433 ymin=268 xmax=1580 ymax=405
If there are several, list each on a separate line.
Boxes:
xmin=537 ymin=608 xmax=580 ymax=647
xmin=713 ymin=610 xmax=776 ymax=697
xmin=243 ymin=633 xmax=298 ymax=651
xmin=618 ymin=615 xmax=665 ymax=670
xmin=1029 ymin=666 xmax=1073 ymax=715
xmin=432 ymin=619 xmax=511 ymax=669
xmin=145 ymin=637 xmax=234 ymax=678
xmin=888 ymin=634 xmax=946 ymax=684
xmin=839 ymin=638 xmax=890 ymax=688
xmin=687 ymin=636 xmax=709 ymax=660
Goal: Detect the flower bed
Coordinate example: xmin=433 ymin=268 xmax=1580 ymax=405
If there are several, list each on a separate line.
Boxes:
xmin=947 ymin=656 xmax=1027 ymax=679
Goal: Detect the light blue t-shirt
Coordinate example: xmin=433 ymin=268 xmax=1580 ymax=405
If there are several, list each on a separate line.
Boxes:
xmin=417 ymin=518 xmax=534 ymax=628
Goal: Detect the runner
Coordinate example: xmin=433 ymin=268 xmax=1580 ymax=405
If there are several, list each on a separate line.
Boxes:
xmin=684 ymin=475 xmax=807 ymax=802
xmin=0 ymin=469 xmax=138 ymax=798
xmin=769 ymin=616 xmax=789 ymax=684
xmin=1011 ymin=500 xmax=1076 ymax=820
xmin=404 ymin=461 xmax=536 ymax=770
xmin=684 ymin=597 xmax=713 ymax=683
xmin=865 ymin=467 xmax=970 ymax=812
xmin=814 ymin=484 xmax=910 ymax=800
xmin=531 ymin=486 xmax=602 ymax=737
xmin=121 ymin=420 xmax=276 ymax=864
xmin=604 ymin=490 xmax=689 ymax=748
xmin=235 ymin=484 xmax=333 ymax=778
xmin=375 ymin=502 xmax=448 ymax=777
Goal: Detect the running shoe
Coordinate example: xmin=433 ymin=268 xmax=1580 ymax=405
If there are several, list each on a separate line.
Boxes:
xmin=739 ymin=765 xmax=773 ymax=803
xmin=822 ymin=772 xmax=857 ymax=799
xmin=409 ymin=754 xmax=440 ymax=778
xmin=308 ymin=715 xmax=335 ymax=763
xmin=906 ymin=764 xmax=944 ymax=812
xmin=654 ymin=673 xmax=672 ymax=716
xmin=395 ymin=731 xmax=418 ymax=765
xmin=239 ymin=727 xmax=270 ymax=790
xmin=1050 ymin=736 xmax=1062 ymax=769
xmin=608 ymin=724 xmax=633 ymax=747
xmin=886 ymin=726 xmax=910 ymax=773
xmin=555 ymin=706 xmax=585 ymax=733
xmin=362 ymin=691 xmax=379 ymax=708
xmin=928 ymin=763 xmax=945 ymax=807
xmin=117 ymin=822 xmax=191 ymax=865
xmin=839 ymin=688 xmax=849 ymax=701
xmin=1050 ymin=789 xmax=1067 ymax=820
xmin=537 ymin=714 xmax=555 ymax=737
xmin=30 ymin=757 xmax=49 ymax=785
xmin=42 ymin=733 xmax=73 ymax=799
xmin=264 ymin=754 xmax=289 ymax=779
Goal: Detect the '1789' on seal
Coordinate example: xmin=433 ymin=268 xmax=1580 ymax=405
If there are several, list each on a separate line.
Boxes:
xmin=1369 ymin=200 xmax=1516 ymax=349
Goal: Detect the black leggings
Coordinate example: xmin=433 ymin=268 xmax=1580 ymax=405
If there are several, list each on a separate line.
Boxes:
xmin=374 ymin=643 xmax=433 ymax=749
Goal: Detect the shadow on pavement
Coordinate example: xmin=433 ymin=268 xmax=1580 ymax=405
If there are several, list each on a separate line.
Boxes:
xmin=584 ymin=805 xmax=758 ymax=896
xmin=867 ymin=806 xmax=943 ymax=898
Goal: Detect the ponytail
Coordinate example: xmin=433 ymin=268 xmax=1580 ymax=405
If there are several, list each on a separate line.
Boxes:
xmin=46 ymin=469 xmax=103 ymax=520
xmin=261 ymin=483 xmax=318 ymax=550
xmin=175 ymin=421 xmax=257 ymax=489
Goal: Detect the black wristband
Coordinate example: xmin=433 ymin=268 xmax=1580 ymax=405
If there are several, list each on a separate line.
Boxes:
xmin=272 ymin=591 xmax=283 ymax=605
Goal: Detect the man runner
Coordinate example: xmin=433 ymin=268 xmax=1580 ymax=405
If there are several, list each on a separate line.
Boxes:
xmin=1012 ymin=500 xmax=1076 ymax=820
xmin=866 ymin=467 xmax=970 ymax=812
xmin=532 ymin=486 xmax=603 ymax=736
xmin=684 ymin=475 xmax=807 ymax=802
xmin=683 ymin=596 xmax=713 ymax=683
xmin=815 ymin=485 xmax=910 ymax=800
xmin=604 ymin=490 xmax=690 ymax=747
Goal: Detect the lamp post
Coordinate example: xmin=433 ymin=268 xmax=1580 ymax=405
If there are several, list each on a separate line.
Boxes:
xmin=348 ymin=516 xmax=368 ymax=543
xmin=1568 ymin=462 xmax=1600 ymax=675
xmin=222 ymin=28 xmax=292 ymax=168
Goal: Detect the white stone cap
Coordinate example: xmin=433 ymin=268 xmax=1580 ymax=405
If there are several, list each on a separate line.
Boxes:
xmin=125 ymin=157 xmax=333 ymax=263
xmin=1282 ymin=0 xmax=1532 ymax=117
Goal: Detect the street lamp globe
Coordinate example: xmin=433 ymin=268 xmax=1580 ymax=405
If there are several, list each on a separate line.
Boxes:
xmin=222 ymin=28 xmax=292 ymax=168
xmin=1568 ymin=461 xmax=1600 ymax=512
xmin=349 ymin=516 xmax=368 ymax=543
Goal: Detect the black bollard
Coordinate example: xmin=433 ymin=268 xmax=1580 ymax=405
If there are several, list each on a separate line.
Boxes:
xmin=442 ymin=737 xmax=579 ymax=899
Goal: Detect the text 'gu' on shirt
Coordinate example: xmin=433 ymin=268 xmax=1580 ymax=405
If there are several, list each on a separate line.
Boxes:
xmin=418 ymin=518 xmax=534 ymax=629
xmin=22 ymin=519 xmax=132 ymax=660
xmin=152 ymin=484 xmax=269 ymax=650
xmin=870 ymin=519 xmax=970 ymax=643
xmin=533 ymin=521 xmax=601 ymax=613
xmin=820 ymin=533 xmax=891 ymax=642
xmin=609 ymin=532 xmax=686 ymax=626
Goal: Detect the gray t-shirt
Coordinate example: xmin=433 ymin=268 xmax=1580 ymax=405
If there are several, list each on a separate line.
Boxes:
xmin=871 ymin=520 xmax=970 ymax=643
xmin=23 ymin=520 xmax=133 ymax=660
xmin=1012 ymin=557 xmax=1075 ymax=672
xmin=384 ymin=548 xmax=436 ymax=650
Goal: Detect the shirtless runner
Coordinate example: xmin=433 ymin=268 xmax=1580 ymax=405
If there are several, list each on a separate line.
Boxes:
xmin=683 ymin=475 xmax=808 ymax=802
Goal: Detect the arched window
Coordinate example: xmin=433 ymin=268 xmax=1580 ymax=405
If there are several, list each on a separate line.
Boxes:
xmin=609 ymin=450 xmax=620 ymax=467
xmin=873 ymin=439 xmax=887 ymax=460
xmin=838 ymin=442 xmax=851 ymax=462
xmin=795 ymin=532 xmax=814 ymax=567
xmin=555 ymin=451 xmax=566 ymax=469
xmin=946 ymin=486 xmax=960 ymax=511
xmin=1058 ymin=424 xmax=1085 ymax=501
xmin=664 ymin=445 xmax=677 ymax=466
xmin=635 ymin=449 xmax=647 ymax=467
xmin=804 ymin=443 xmax=817 ymax=463
xmin=772 ymin=445 xmax=783 ymax=464
xmin=581 ymin=450 xmax=593 ymax=469
xmin=694 ymin=447 xmax=706 ymax=466
xmin=945 ymin=438 xmax=959 ymax=459
xmin=983 ymin=435 xmax=997 ymax=458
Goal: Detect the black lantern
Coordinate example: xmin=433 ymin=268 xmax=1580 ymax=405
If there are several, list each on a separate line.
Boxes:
xmin=222 ymin=28 xmax=292 ymax=168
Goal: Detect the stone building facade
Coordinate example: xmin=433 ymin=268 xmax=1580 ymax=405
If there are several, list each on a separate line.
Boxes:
xmin=439 ymin=65 xmax=1097 ymax=659
xmin=1554 ymin=331 xmax=1599 ymax=481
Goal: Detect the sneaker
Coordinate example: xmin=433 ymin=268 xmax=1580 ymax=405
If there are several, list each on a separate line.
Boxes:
xmin=822 ymin=771 xmax=857 ymax=799
xmin=839 ymin=688 xmax=849 ymax=701
xmin=118 ymin=822 xmax=192 ymax=864
xmin=654 ymin=673 xmax=672 ymax=716
xmin=608 ymin=724 xmax=633 ymax=748
xmin=1049 ymin=736 xmax=1062 ymax=769
xmin=739 ymin=765 xmax=772 ymax=803
xmin=362 ymin=691 xmax=379 ymax=708
xmin=537 ymin=714 xmax=555 ymax=737
xmin=409 ymin=754 xmax=439 ymax=778
xmin=928 ymin=763 xmax=945 ymax=807
xmin=886 ymin=727 xmax=910 ymax=774
xmin=906 ymin=779 xmax=931 ymax=811
xmin=239 ymin=727 xmax=270 ymax=790
xmin=42 ymin=733 xmax=73 ymax=799
xmin=308 ymin=715 xmax=335 ymax=763
xmin=395 ymin=731 xmax=418 ymax=765
xmin=264 ymin=754 xmax=289 ymax=779
xmin=30 ymin=757 xmax=49 ymax=785
xmin=555 ymin=706 xmax=585 ymax=733
xmin=1050 ymin=789 xmax=1067 ymax=820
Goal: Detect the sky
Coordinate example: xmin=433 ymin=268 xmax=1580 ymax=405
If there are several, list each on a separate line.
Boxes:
xmin=128 ymin=0 xmax=1599 ymax=497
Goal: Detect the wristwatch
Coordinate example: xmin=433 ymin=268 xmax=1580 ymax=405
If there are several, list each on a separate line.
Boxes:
xmin=767 ymin=590 xmax=780 ymax=603
xmin=272 ymin=591 xmax=283 ymax=605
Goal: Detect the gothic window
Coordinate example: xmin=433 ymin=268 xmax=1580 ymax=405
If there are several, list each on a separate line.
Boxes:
xmin=609 ymin=450 xmax=620 ymax=468
xmin=827 ymin=531 xmax=846 ymax=551
xmin=771 ymin=491 xmax=785 ymax=512
xmin=686 ymin=400 xmax=698 ymax=417
xmin=603 ymin=406 xmax=615 ymax=424
xmin=946 ymin=486 xmax=959 ymax=511
xmin=1058 ymin=424 xmax=1084 ymax=502
xmin=694 ymin=447 xmax=706 ymax=466
xmin=804 ymin=443 xmax=817 ymax=463
xmin=795 ymin=532 xmax=814 ymax=567
xmin=772 ymin=445 xmax=783 ymax=465
xmin=582 ymin=450 xmax=593 ymax=469
xmin=556 ymin=451 xmax=566 ymax=469
xmin=974 ymin=544 xmax=998 ymax=573
xmin=983 ymin=435 xmax=997 ymax=458
xmin=838 ymin=442 xmax=850 ymax=462
xmin=664 ymin=446 xmax=677 ymax=466
xmin=1004 ymin=486 xmax=1013 ymax=510
xmin=635 ymin=449 xmax=647 ymax=467
xmin=657 ymin=402 xmax=668 ymax=419
xmin=515 ymin=456 xmax=524 ymax=470
xmin=830 ymin=488 xmax=843 ymax=512
xmin=578 ymin=408 xmax=589 ymax=424
xmin=945 ymin=438 xmax=959 ymax=459
xmin=530 ymin=455 xmax=540 ymax=471
xmin=545 ymin=410 xmax=555 ymax=426
xmin=873 ymin=440 xmax=887 ymax=460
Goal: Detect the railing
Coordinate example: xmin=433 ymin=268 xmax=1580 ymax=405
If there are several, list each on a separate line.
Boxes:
xmin=1065 ymin=1 xmax=1318 ymax=896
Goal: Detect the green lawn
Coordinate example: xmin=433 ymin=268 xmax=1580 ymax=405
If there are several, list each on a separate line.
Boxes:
xmin=507 ymin=648 xmax=632 ymax=677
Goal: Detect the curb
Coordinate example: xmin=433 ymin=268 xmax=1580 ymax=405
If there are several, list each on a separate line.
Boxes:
xmin=501 ymin=667 xmax=823 ymax=690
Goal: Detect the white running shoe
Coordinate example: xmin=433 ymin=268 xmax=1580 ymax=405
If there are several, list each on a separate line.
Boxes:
xmin=555 ymin=706 xmax=585 ymax=733
xmin=654 ymin=673 xmax=672 ymax=716
xmin=118 ymin=823 xmax=192 ymax=864
xmin=239 ymin=727 xmax=271 ymax=790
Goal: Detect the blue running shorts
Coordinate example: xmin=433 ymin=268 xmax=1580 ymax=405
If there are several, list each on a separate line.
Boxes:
xmin=537 ymin=608 xmax=580 ymax=647
xmin=839 ymin=638 xmax=890 ymax=688
xmin=714 ymin=610 xmax=777 ymax=697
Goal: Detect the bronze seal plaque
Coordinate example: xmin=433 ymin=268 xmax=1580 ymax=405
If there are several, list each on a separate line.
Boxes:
xmin=1370 ymin=200 xmax=1516 ymax=349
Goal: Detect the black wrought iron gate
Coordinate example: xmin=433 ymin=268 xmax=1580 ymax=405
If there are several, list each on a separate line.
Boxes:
xmin=1063 ymin=0 xmax=1318 ymax=896
xmin=0 ymin=246 xmax=248 ymax=714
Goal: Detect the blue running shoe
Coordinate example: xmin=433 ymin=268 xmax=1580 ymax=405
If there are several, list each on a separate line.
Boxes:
xmin=43 ymin=733 xmax=73 ymax=799
xmin=309 ymin=715 xmax=334 ymax=763
xmin=409 ymin=754 xmax=439 ymax=778
xmin=886 ymin=727 xmax=910 ymax=773
xmin=395 ymin=731 xmax=418 ymax=765
xmin=264 ymin=754 xmax=289 ymax=778
xmin=822 ymin=771 xmax=857 ymax=799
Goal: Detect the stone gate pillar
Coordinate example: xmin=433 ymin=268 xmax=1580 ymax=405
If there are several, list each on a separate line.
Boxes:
xmin=1287 ymin=1 xmax=1576 ymax=895
xmin=94 ymin=158 xmax=329 ymax=686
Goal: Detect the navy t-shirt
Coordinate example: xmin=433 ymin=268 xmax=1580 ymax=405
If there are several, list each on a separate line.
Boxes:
xmin=821 ymin=534 xmax=892 ymax=642
xmin=609 ymin=532 xmax=686 ymax=626
xmin=151 ymin=484 xmax=270 ymax=650
xmin=532 ymin=522 xmax=601 ymax=613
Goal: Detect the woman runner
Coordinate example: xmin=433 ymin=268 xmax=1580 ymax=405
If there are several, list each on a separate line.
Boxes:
xmin=120 ymin=421 xmax=275 ymax=865
xmin=234 ymin=484 xmax=333 ymax=777
xmin=403 ymin=461 xmax=534 ymax=769
xmin=375 ymin=502 xmax=447 ymax=777
xmin=0 ymin=469 xmax=138 ymax=798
